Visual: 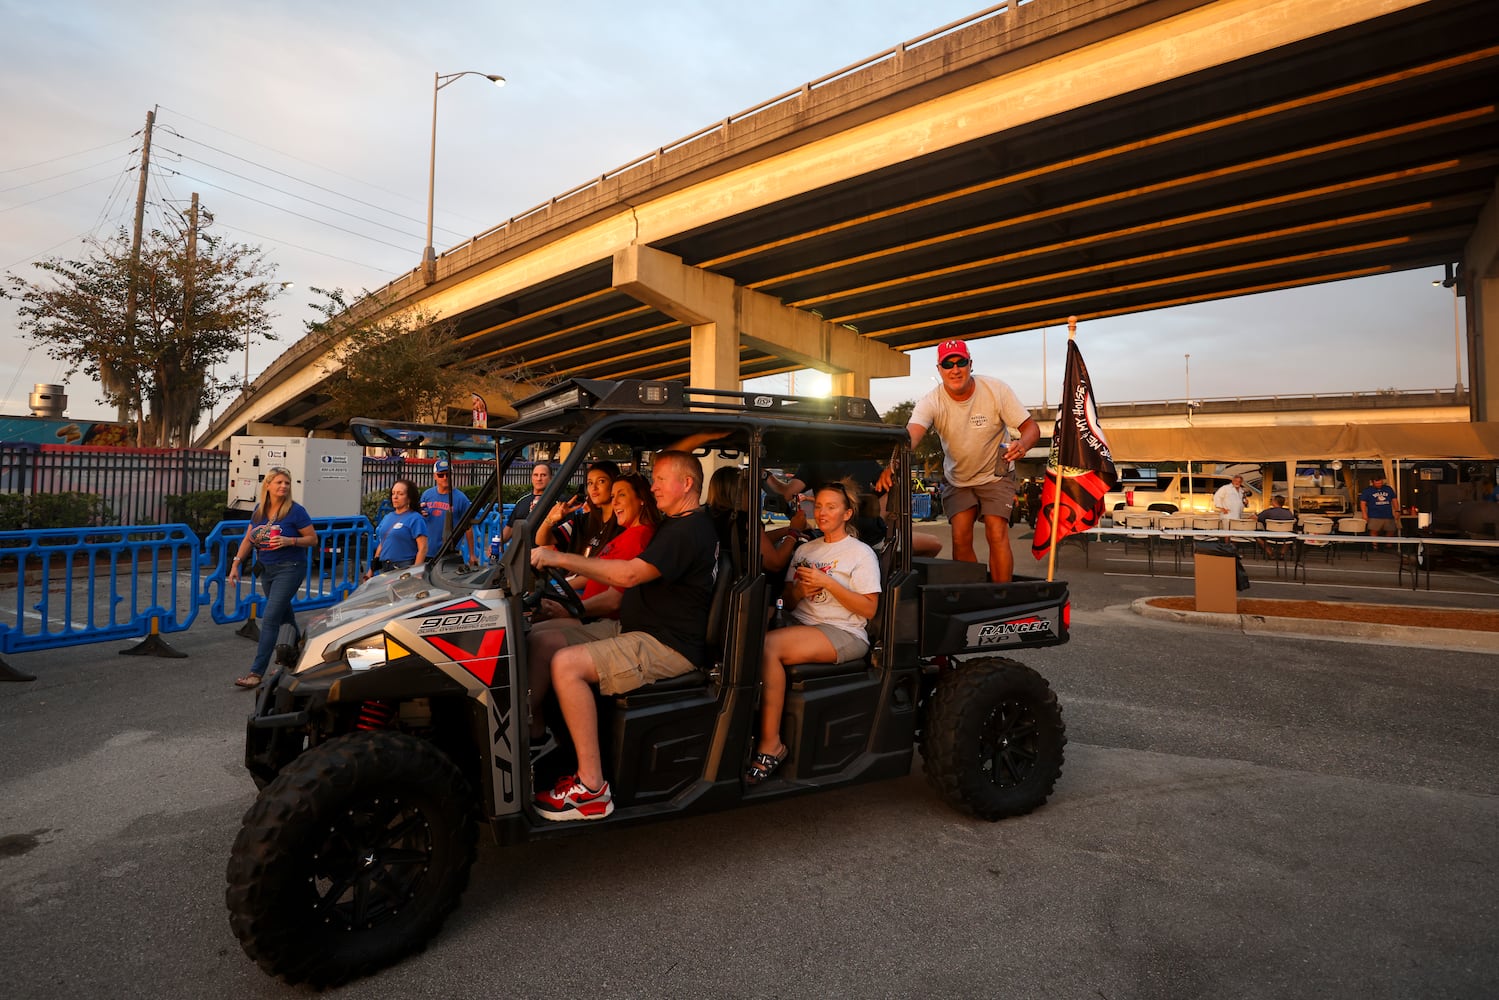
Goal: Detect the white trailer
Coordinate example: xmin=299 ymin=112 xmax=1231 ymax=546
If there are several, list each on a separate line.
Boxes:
xmin=228 ymin=436 xmax=364 ymax=516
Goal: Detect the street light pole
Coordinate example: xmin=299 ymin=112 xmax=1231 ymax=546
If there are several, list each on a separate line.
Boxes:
xmin=1434 ymin=264 xmax=1464 ymax=394
xmin=1451 ymin=275 xmax=1463 ymax=393
xmin=245 ymin=282 xmax=294 ymax=392
xmin=1184 ymin=353 xmax=1191 ymax=423
xmin=424 ymin=70 xmax=505 ymax=285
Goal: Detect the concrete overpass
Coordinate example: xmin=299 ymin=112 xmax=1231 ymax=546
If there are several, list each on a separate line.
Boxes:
xmin=200 ymin=0 xmax=1499 ymax=448
xmin=1040 ymin=386 xmax=1473 ymax=430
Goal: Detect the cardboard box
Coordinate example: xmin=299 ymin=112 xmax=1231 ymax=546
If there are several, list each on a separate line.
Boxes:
xmin=1193 ymin=552 xmax=1238 ymax=614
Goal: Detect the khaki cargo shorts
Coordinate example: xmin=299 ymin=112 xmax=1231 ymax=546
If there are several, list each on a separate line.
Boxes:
xmin=549 ymin=618 xmax=697 ymax=695
xmin=940 ymin=474 xmax=1017 ymax=520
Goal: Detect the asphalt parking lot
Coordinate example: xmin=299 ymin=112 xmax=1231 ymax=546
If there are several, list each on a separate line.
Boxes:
xmin=1 ymin=531 xmax=1495 ymax=999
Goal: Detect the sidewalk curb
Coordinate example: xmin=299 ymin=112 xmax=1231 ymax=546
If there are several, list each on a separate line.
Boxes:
xmin=1131 ymin=597 xmax=1499 ymax=653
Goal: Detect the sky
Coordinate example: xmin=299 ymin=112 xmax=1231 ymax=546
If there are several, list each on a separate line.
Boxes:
xmin=0 ymin=0 xmax=1466 ymax=430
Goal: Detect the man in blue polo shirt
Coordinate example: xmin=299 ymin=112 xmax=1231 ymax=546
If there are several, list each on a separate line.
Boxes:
xmin=1359 ymin=475 xmax=1398 ymax=550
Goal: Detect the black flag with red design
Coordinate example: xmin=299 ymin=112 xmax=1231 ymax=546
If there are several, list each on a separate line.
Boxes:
xmin=1032 ymin=340 xmax=1118 ymax=559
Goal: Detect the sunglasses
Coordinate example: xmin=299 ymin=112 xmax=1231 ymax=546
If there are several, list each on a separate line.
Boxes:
xmin=435 ymin=471 xmax=449 ymax=477
xmin=939 ymin=357 xmax=971 ymax=369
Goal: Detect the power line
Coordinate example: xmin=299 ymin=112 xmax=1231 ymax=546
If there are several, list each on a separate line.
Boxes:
xmin=0 ymin=135 xmax=136 ymax=175
xmin=0 ymin=170 xmax=129 ymax=215
xmin=162 ymin=128 xmax=468 ymax=240
xmin=156 ymin=104 xmax=486 ymax=227
xmin=146 ymin=173 xmax=183 ymax=237
xmin=208 ymin=219 xmax=399 ymax=273
xmin=0 ymin=152 xmax=139 ymax=197
xmin=87 ymin=160 xmax=137 ymax=240
xmin=1 ymin=345 xmax=41 ymax=414
xmin=0 ymin=230 xmax=98 ymax=273
xmin=160 ymin=167 xmax=416 ymax=254
xmin=155 ymin=144 xmax=427 ymax=241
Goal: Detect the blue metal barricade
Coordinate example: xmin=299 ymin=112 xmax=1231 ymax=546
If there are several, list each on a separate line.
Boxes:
xmin=471 ymin=503 xmax=514 ymax=562
xmin=201 ymin=517 xmax=375 ymax=625
xmin=0 ymin=507 xmax=490 ymax=663
xmin=911 ymin=492 xmax=932 ymax=520
xmin=0 ymin=524 xmax=200 ymax=654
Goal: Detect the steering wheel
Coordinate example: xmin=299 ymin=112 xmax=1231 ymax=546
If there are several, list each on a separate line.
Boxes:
xmin=525 ymin=564 xmax=587 ymax=621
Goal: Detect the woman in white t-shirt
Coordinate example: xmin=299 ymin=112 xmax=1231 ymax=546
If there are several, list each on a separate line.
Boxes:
xmin=746 ymin=482 xmax=880 ymax=785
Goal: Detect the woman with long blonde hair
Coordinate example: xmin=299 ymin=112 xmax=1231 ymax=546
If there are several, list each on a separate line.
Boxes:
xmin=226 ymin=467 xmax=318 ymax=689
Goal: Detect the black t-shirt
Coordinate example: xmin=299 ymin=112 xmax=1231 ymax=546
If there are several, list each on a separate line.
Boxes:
xmin=560 ymin=507 xmax=619 ymax=556
xmin=620 ymin=507 xmax=719 ymax=668
xmin=507 ymin=493 xmax=545 ymax=542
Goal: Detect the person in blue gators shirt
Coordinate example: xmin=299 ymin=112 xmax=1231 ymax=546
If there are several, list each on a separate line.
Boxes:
xmin=1358 ymin=475 xmax=1398 ymax=551
xmin=421 ymin=457 xmax=475 ymax=567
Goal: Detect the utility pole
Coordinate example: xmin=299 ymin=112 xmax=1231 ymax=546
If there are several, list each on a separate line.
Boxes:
xmin=181 ymin=193 xmax=198 ymax=448
xmin=184 ymin=193 xmax=198 ymax=320
xmin=120 ymin=109 xmax=155 ymax=436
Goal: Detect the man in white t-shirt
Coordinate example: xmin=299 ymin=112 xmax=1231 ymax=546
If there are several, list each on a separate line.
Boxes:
xmin=1213 ymin=475 xmax=1246 ymax=524
xmin=878 ymin=339 xmax=1039 ymax=582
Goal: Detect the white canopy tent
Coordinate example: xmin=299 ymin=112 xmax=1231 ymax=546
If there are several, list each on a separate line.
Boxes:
xmin=1103 ymin=422 xmax=1499 ymax=511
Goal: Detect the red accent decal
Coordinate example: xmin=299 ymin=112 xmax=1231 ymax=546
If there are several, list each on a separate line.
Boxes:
xmin=427 ymin=628 xmax=507 ymax=685
xmin=428 ymin=597 xmax=485 ymax=614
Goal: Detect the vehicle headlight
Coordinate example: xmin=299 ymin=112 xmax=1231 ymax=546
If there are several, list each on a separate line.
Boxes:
xmin=342 ymin=634 xmax=389 ymax=672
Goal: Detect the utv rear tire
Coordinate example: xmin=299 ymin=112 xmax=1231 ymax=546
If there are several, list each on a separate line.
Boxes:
xmin=226 ymin=731 xmax=477 ymax=987
xmin=922 ymin=657 xmax=1066 ymax=821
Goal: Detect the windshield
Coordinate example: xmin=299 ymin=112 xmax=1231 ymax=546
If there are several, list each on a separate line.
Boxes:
xmin=351 ymin=417 xmax=563 ymax=569
xmin=348 ymin=417 xmax=522 ymax=453
xmin=303 ymin=571 xmax=452 ymax=643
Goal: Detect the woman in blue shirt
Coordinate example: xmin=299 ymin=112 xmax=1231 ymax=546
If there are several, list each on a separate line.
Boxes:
xmin=227 ymin=467 xmax=317 ymax=689
xmin=369 ymin=479 xmax=428 ymax=576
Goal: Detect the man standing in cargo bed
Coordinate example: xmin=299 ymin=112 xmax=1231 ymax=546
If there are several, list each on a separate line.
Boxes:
xmin=879 ymin=339 xmax=1039 ymax=582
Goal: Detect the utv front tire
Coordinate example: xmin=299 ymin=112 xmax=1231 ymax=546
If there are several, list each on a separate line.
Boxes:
xmin=226 ymin=731 xmax=477 ymax=987
xmin=922 ymin=657 xmax=1066 ymax=821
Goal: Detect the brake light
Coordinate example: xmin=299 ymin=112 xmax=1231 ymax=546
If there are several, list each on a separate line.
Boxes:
xmin=1062 ymin=601 xmax=1071 ymax=630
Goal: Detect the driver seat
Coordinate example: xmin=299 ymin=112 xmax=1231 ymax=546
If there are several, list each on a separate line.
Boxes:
xmin=606 ymin=550 xmax=732 ymax=806
xmin=612 ymin=549 xmax=732 ymax=701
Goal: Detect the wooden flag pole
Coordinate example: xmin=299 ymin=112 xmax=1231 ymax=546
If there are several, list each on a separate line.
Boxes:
xmin=1046 ymin=315 xmax=1079 ymax=582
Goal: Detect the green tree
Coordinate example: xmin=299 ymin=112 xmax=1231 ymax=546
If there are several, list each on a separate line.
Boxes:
xmin=882 ymin=399 xmax=943 ymax=479
xmin=311 ymin=287 xmax=467 ymax=425
xmin=3 ymin=219 xmax=279 ymax=446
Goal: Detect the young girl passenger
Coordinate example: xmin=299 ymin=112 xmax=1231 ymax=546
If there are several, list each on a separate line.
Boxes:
xmin=746 ymin=481 xmax=880 ymax=784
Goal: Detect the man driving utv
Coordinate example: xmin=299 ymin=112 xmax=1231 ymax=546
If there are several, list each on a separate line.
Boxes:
xmin=528 ymin=450 xmax=718 ymax=820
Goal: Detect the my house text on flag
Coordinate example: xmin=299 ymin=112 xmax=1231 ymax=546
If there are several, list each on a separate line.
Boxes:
xmin=1032 ymin=339 xmax=1118 ymax=559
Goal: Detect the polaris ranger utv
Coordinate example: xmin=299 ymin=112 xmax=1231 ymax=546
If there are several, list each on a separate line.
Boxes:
xmin=227 ymin=379 xmax=1070 ymax=986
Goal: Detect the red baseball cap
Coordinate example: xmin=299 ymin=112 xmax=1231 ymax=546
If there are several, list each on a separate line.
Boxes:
xmin=937 ymin=339 xmax=970 ymax=362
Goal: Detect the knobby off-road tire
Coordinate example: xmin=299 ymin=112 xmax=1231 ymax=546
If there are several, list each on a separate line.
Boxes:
xmin=225 ymin=731 xmax=477 ymax=987
xmin=922 ymin=657 xmax=1066 ymax=821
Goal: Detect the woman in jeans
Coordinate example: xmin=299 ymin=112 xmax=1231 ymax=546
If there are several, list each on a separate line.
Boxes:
xmin=227 ymin=468 xmax=317 ymax=690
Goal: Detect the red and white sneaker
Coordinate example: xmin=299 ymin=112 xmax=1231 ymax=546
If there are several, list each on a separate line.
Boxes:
xmin=535 ymin=773 xmax=614 ymax=821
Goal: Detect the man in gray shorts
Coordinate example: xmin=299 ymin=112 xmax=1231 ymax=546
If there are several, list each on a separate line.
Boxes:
xmin=879 ymin=339 xmax=1039 ymax=582
xmin=528 ymin=450 xmax=718 ymax=821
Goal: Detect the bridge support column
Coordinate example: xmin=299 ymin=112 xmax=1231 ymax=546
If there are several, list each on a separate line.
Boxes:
xmin=831 ymin=371 xmax=869 ymax=398
xmin=1466 ymin=180 xmax=1499 ymax=422
xmin=612 ymin=245 xmax=908 ymax=394
xmin=690 ymin=321 xmax=740 ymax=393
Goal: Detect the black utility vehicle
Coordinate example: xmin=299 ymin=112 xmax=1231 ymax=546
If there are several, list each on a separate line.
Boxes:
xmin=227 ymin=379 xmax=1070 ymax=986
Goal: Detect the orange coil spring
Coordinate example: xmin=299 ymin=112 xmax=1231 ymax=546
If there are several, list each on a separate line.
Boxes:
xmin=356 ymin=700 xmax=397 ymax=731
